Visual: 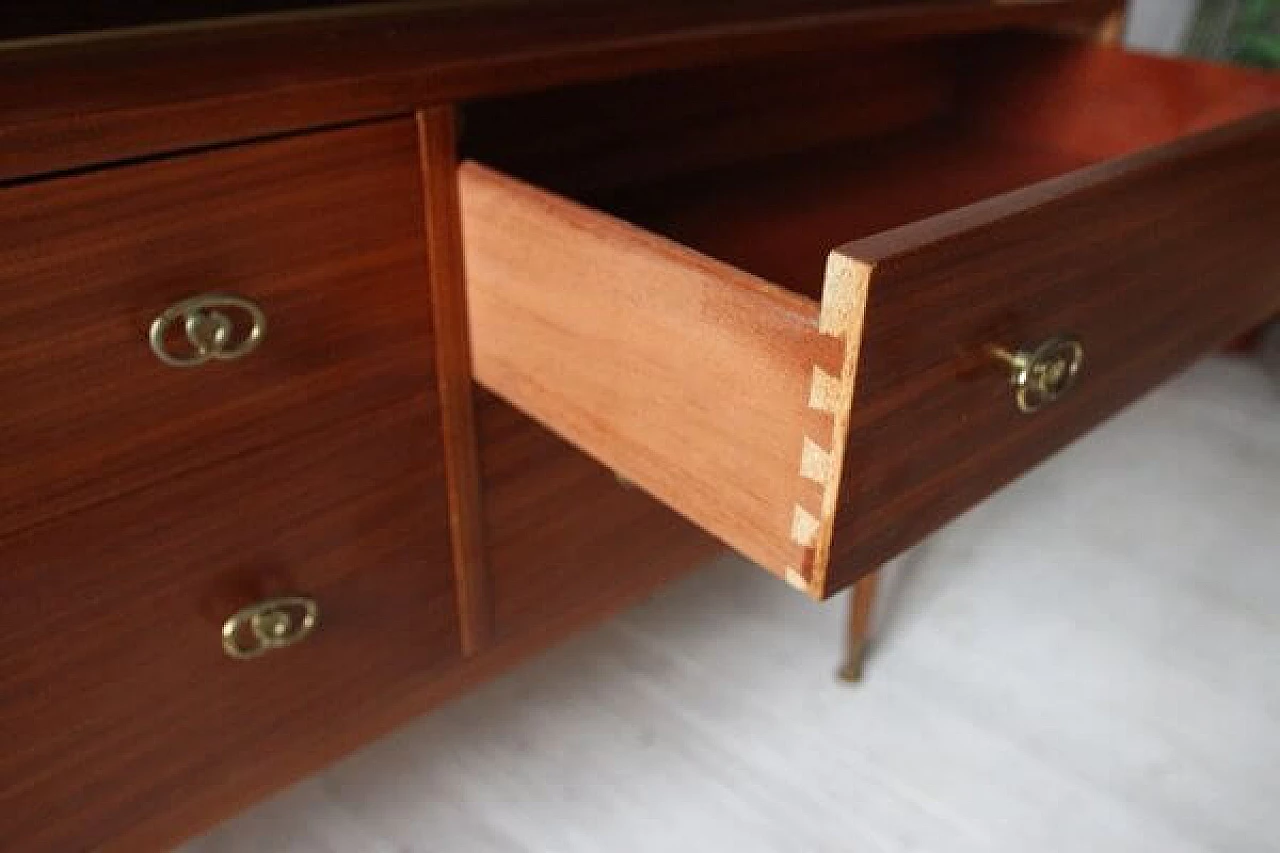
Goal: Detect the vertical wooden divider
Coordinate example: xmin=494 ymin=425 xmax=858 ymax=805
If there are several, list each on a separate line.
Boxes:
xmin=417 ymin=106 xmax=493 ymax=655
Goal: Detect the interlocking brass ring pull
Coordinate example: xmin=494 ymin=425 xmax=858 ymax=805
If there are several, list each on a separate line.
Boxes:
xmin=149 ymin=294 xmax=265 ymax=367
xmin=988 ymin=335 xmax=1085 ymax=414
xmin=221 ymin=596 xmax=319 ymax=660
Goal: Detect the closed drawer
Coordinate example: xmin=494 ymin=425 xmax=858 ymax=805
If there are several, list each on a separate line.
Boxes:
xmin=461 ymin=34 xmax=1280 ymax=598
xmin=0 ymin=118 xmax=458 ymax=851
xmin=0 ymin=400 xmax=459 ymax=852
xmin=479 ymin=392 xmax=720 ymax=640
xmin=0 ymin=119 xmax=433 ymax=537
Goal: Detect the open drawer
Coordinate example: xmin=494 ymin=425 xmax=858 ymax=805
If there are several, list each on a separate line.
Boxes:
xmin=461 ymin=33 xmax=1280 ymax=599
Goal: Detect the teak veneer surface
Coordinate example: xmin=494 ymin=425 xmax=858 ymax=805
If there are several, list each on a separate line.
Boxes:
xmin=0 ymin=0 xmax=1122 ymax=182
xmin=463 ymin=124 xmax=1087 ymax=592
xmin=5 ymin=5 xmax=1277 ymax=848
xmin=464 ymin=37 xmax=1280 ymax=596
xmin=478 ymin=393 xmax=721 ymax=640
xmin=418 ymin=106 xmax=494 ymax=655
xmin=0 ymin=119 xmax=438 ymax=540
xmin=0 ymin=118 xmax=466 ymax=852
xmin=0 ymin=391 xmax=460 ymax=853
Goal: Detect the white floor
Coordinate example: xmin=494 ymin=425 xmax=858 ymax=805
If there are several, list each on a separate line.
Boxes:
xmin=184 ymin=357 xmax=1280 ymax=853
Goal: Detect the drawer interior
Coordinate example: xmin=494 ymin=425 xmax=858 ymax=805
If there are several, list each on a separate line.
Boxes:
xmin=461 ymin=32 xmax=1280 ymax=596
xmin=467 ymin=31 xmax=1275 ymax=302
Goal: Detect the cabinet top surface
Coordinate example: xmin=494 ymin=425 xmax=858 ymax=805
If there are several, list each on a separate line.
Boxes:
xmin=1 ymin=1 xmax=968 ymax=42
xmin=0 ymin=0 xmax=1120 ymax=181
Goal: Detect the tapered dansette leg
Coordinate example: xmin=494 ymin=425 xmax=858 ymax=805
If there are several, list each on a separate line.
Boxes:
xmin=839 ymin=569 xmax=880 ymax=682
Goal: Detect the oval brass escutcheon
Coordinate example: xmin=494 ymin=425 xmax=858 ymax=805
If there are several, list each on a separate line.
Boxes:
xmin=149 ymin=293 xmax=266 ymax=368
xmin=221 ymin=596 xmax=319 ymax=660
xmin=989 ymin=335 xmax=1085 ymax=414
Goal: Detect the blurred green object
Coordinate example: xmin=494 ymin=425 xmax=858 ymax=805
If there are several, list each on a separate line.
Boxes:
xmin=1186 ymin=0 xmax=1280 ymax=67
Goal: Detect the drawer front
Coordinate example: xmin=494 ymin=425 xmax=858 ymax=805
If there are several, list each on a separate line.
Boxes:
xmin=826 ymin=112 xmax=1280 ymax=593
xmin=464 ymin=40 xmax=1280 ymax=599
xmin=0 ymin=119 xmax=432 ymax=537
xmin=0 ymin=400 xmax=459 ymax=852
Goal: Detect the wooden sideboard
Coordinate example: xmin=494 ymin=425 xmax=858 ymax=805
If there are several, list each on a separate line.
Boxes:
xmin=1 ymin=2 xmax=1277 ymax=850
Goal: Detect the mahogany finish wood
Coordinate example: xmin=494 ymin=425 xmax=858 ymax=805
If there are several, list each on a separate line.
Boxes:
xmin=626 ymin=125 xmax=1109 ymax=594
xmin=0 ymin=120 xmax=437 ymax=539
xmin=0 ymin=0 xmax=1121 ymax=182
xmin=824 ymin=124 xmax=1280 ymax=595
xmin=461 ymin=126 xmax=1081 ymax=591
xmin=462 ymin=161 xmax=832 ymax=589
xmin=968 ymin=33 xmax=1280 ymax=160
xmin=95 ymin=391 xmax=717 ymax=852
xmin=0 ymin=397 xmax=460 ymax=853
xmin=0 ymin=117 xmax=468 ymax=852
xmin=617 ymin=124 xmax=1094 ymax=301
xmin=464 ymin=37 xmax=1280 ymax=597
xmin=12 ymin=3 xmax=1280 ymax=849
xmin=419 ymin=106 xmax=493 ymax=655
xmin=477 ymin=393 xmax=720 ymax=640
xmin=0 ymin=389 xmax=713 ymax=853
xmin=606 ymin=40 xmax=1280 ymax=595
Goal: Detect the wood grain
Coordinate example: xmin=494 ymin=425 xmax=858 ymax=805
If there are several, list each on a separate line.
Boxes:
xmin=603 ymin=125 xmax=1094 ymax=301
xmin=466 ymin=36 xmax=1280 ymax=597
xmin=466 ymin=122 xmax=1097 ymax=591
xmin=478 ymin=393 xmax=721 ymax=639
xmin=118 ymin=391 xmax=717 ymax=853
xmin=966 ymin=33 xmax=1280 ymax=161
xmin=464 ymin=96 xmax=1107 ymax=584
xmin=180 ymin=374 xmax=1280 ymax=853
xmin=461 ymin=161 xmax=836 ymax=589
xmin=418 ymin=105 xmax=492 ymax=655
xmin=0 ymin=0 xmax=1123 ymax=181
xmin=0 ymin=119 xmax=432 ymax=540
xmin=823 ymin=110 xmax=1280 ymax=595
xmin=0 ymin=116 xmax=472 ymax=851
xmin=0 ymin=397 xmax=460 ymax=853
xmin=617 ymin=121 xmax=1112 ymax=592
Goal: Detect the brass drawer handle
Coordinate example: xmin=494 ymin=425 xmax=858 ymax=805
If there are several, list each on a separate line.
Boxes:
xmin=149 ymin=293 xmax=266 ymax=367
xmin=221 ymin=596 xmax=318 ymax=660
xmin=989 ymin=335 xmax=1084 ymax=414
